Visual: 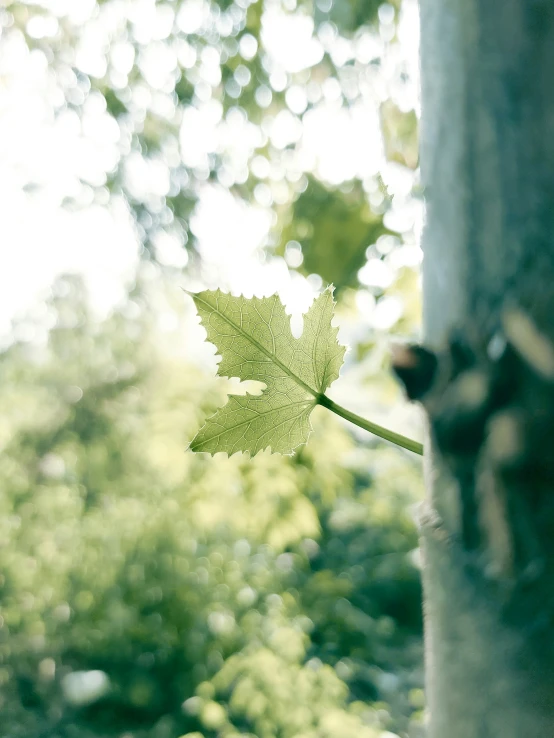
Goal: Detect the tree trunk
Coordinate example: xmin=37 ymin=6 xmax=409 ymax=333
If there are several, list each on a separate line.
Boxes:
xmin=419 ymin=1 xmax=554 ymax=735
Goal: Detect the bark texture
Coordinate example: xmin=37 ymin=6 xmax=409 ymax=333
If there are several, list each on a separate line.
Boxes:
xmin=419 ymin=1 xmax=554 ymax=735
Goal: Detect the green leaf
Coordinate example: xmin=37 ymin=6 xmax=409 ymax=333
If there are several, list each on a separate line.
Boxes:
xmin=189 ymin=287 xmax=345 ymax=456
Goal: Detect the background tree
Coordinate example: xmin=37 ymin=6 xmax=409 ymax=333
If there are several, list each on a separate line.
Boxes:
xmin=419 ymin=1 xmax=554 ymax=735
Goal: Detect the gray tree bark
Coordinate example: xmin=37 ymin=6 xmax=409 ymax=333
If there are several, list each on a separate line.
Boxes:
xmin=419 ymin=1 xmax=554 ymax=736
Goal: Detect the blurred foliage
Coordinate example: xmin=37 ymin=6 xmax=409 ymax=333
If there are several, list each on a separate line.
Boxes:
xmin=2 ymin=0 xmax=419 ymax=293
xmin=278 ymin=176 xmax=393 ymax=291
xmin=0 ymin=275 xmax=424 ymax=737
xmin=313 ymin=0 xmax=401 ymax=33
xmin=380 ymin=101 xmax=418 ymax=170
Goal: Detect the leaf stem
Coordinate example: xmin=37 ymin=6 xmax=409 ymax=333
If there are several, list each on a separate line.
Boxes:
xmin=318 ymin=395 xmax=424 ymax=456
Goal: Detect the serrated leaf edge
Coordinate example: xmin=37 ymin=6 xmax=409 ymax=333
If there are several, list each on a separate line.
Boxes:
xmin=191 ymin=289 xmax=328 ymax=398
xmin=189 ymin=397 xmax=316 ymax=458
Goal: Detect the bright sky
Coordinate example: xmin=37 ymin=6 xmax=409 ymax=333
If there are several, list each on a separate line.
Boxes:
xmin=0 ymin=0 xmax=420 ymax=342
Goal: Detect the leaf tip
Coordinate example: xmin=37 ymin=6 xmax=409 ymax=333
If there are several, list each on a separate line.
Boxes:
xmin=322 ymin=283 xmax=338 ymax=303
xmin=187 ymin=438 xmax=201 ymax=453
xmin=182 ymin=287 xmax=201 ymax=302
